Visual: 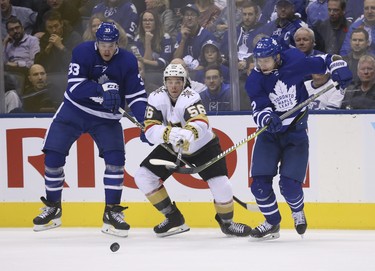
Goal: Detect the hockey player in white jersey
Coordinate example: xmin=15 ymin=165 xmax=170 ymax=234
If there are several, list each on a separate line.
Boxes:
xmin=33 ymin=22 xmax=150 ymax=237
xmin=134 ymin=63 xmax=252 ymax=237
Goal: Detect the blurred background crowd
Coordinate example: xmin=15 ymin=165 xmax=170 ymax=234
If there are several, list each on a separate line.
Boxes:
xmin=1 ymin=0 xmax=375 ymax=114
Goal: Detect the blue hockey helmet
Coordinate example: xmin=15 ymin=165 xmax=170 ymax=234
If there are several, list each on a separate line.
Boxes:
xmin=253 ymin=37 xmax=281 ymax=59
xmin=96 ymin=22 xmax=119 ymax=43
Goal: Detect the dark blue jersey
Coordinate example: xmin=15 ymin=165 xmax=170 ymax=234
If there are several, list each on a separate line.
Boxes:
xmin=64 ymin=41 xmax=147 ymax=123
xmin=245 ymin=48 xmax=330 ymax=131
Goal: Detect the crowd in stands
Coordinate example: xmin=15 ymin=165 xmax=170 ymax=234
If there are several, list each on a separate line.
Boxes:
xmin=2 ymin=0 xmax=375 ymax=113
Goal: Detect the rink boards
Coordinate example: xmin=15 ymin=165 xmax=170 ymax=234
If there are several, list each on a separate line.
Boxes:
xmin=0 ymin=113 xmax=375 ymax=229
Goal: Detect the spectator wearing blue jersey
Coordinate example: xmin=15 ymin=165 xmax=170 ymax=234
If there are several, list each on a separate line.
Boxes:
xmin=340 ymin=0 xmax=375 ymax=56
xmin=345 ymin=0 xmax=364 ymax=23
xmin=313 ymin=0 xmax=349 ymax=55
xmin=133 ymin=9 xmax=173 ymax=71
xmin=173 ymin=4 xmax=216 ymax=71
xmin=256 ymin=0 xmax=307 ymax=51
xmin=305 ymin=0 xmax=328 ymax=28
xmin=200 ymin=65 xmax=231 ymax=112
xmin=92 ymin=0 xmax=139 ymax=43
xmin=194 ymin=39 xmax=229 ymax=83
xmin=32 ymin=22 xmax=150 ymax=237
xmin=245 ymin=37 xmax=352 ymax=240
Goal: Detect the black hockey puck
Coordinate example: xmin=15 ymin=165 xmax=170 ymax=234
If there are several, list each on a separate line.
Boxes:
xmin=110 ymin=242 xmax=120 ymax=252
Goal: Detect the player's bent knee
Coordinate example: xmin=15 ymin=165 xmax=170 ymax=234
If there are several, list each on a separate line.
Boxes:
xmin=44 ymin=150 xmax=66 ymax=168
xmin=207 ymin=176 xmax=233 ymax=203
xmin=103 ymin=150 xmax=125 ymax=167
xmin=279 ymin=176 xmax=303 ymax=199
xmin=134 ymin=166 xmax=161 ymax=195
xmin=251 ymin=176 xmax=273 ymax=199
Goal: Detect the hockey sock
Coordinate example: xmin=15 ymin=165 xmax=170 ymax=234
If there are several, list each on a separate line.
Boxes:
xmin=214 ymin=201 xmax=234 ymax=222
xmin=279 ymin=176 xmax=304 ymax=212
xmin=146 ymin=185 xmax=173 ymax=215
xmin=104 ymin=164 xmax=124 ymax=205
xmin=44 ymin=166 xmax=64 ymax=202
xmin=251 ymin=176 xmax=281 ymax=225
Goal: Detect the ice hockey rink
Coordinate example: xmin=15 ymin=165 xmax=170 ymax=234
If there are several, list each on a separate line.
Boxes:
xmin=1 ymin=228 xmax=374 ymax=271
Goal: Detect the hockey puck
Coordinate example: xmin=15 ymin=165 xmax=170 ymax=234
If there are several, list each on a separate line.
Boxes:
xmin=110 ymin=242 xmax=120 ymax=252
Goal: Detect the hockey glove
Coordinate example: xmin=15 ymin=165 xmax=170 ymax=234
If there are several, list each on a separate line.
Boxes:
xmin=329 ymin=59 xmax=352 ymax=89
xmin=168 ymin=127 xmax=194 ymax=151
xmin=99 ymin=81 xmax=121 ymax=113
xmin=264 ymin=112 xmax=282 ymax=133
xmin=140 ymin=130 xmax=154 ymax=146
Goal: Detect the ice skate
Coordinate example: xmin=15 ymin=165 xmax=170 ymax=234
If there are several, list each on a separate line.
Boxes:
xmin=154 ymin=203 xmax=190 ymax=237
xmin=33 ymin=197 xmax=62 ymax=232
xmin=249 ymin=220 xmax=280 ymax=241
xmin=101 ymin=205 xmax=130 ymax=237
xmin=292 ymin=210 xmax=307 ymax=237
xmin=215 ymin=214 xmax=252 ymax=237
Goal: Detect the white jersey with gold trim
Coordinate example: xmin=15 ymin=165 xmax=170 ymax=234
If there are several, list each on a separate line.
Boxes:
xmin=144 ymin=86 xmax=215 ymax=154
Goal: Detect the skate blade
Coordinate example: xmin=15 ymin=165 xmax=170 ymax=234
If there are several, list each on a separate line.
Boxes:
xmin=101 ymin=224 xmax=129 ymax=237
xmin=33 ymin=218 xmax=62 ymax=232
xmin=248 ymin=232 xmax=280 ymax=241
xmin=156 ymin=224 xmax=190 ymax=238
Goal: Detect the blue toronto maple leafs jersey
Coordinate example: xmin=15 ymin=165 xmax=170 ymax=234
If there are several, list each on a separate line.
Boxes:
xmin=63 ymin=41 xmax=147 ymax=123
xmin=245 ymin=48 xmax=330 ymax=130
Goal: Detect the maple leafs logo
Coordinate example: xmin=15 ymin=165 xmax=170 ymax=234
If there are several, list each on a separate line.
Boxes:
xmin=269 ymin=80 xmax=297 ymax=112
xmin=98 ymin=74 xmax=110 ymax=84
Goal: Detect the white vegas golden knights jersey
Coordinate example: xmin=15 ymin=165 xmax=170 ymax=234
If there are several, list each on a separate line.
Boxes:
xmin=144 ymin=86 xmax=215 ymax=154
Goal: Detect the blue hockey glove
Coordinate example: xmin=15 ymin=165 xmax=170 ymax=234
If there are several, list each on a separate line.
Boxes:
xmin=140 ymin=130 xmax=154 ymax=146
xmin=329 ymin=59 xmax=353 ymax=89
xmin=99 ymin=81 xmax=121 ymax=113
xmin=264 ymin=112 xmax=282 ymax=133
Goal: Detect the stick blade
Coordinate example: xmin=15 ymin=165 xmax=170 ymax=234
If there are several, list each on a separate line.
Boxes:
xmin=149 ymin=159 xmax=177 ymax=168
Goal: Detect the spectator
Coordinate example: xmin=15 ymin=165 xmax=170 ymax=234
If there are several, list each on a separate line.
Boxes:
xmin=195 ymin=39 xmax=229 ymax=83
xmin=82 ymin=13 xmax=128 ymax=49
xmin=33 ymin=0 xmax=83 ymax=37
xmin=194 ymin=0 xmax=221 ymax=32
xmin=340 ymin=0 xmax=375 ymax=56
xmin=212 ymin=0 xmax=247 ymax=41
xmin=3 ymin=17 xmax=40 ymax=74
xmin=256 ymin=0 xmax=307 ymax=51
xmin=341 ymin=54 xmax=375 ymax=109
xmin=10 ymin=0 xmax=44 ymax=12
xmin=294 ymin=26 xmax=323 ymax=56
xmin=220 ymin=1 xmax=263 ymax=71
xmin=22 ymin=64 xmax=58 ymax=113
xmin=173 ymin=4 xmax=215 ymax=71
xmin=200 ymin=65 xmax=231 ymax=112
xmin=345 ymin=0 xmax=364 ymax=23
xmin=343 ymin=28 xmax=371 ymax=86
xmin=259 ymin=0 xmax=308 ymax=24
xmin=92 ymin=0 xmax=139 ymax=44
xmin=1 ymin=0 xmax=36 ymax=40
xmin=133 ymin=9 xmax=173 ymax=71
xmin=304 ymin=73 xmax=344 ymax=110
xmin=145 ymin=0 xmax=178 ymax=40
xmin=305 ymin=0 xmax=328 ymax=28
xmin=4 ymin=73 xmax=23 ymax=113
xmin=313 ymin=0 xmax=349 ymax=55
xmin=34 ymin=10 xmax=82 ymax=73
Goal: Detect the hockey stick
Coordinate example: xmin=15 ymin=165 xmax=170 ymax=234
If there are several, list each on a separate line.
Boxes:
xmin=155 ymin=82 xmax=339 ymax=174
xmin=120 ymin=108 xmax=260 ymax=212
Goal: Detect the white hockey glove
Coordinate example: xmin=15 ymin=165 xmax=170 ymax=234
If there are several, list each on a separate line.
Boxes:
xmin=168 ymin=127 xmax=194 ymax=151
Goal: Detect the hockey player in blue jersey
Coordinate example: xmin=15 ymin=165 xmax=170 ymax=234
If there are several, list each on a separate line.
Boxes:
xmin=33 ymin=22 xmax=149 ymax=237
xmin=245 ymin=37 xmax=352 ymax=240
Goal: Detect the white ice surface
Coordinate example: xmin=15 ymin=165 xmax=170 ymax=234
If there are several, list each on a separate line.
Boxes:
xmin=1 ymin=228 xmax=375 ymax=271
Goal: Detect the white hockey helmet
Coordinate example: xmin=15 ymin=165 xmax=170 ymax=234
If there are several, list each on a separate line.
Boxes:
xmin=163 ymin=63 xmax=188 ymax=88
